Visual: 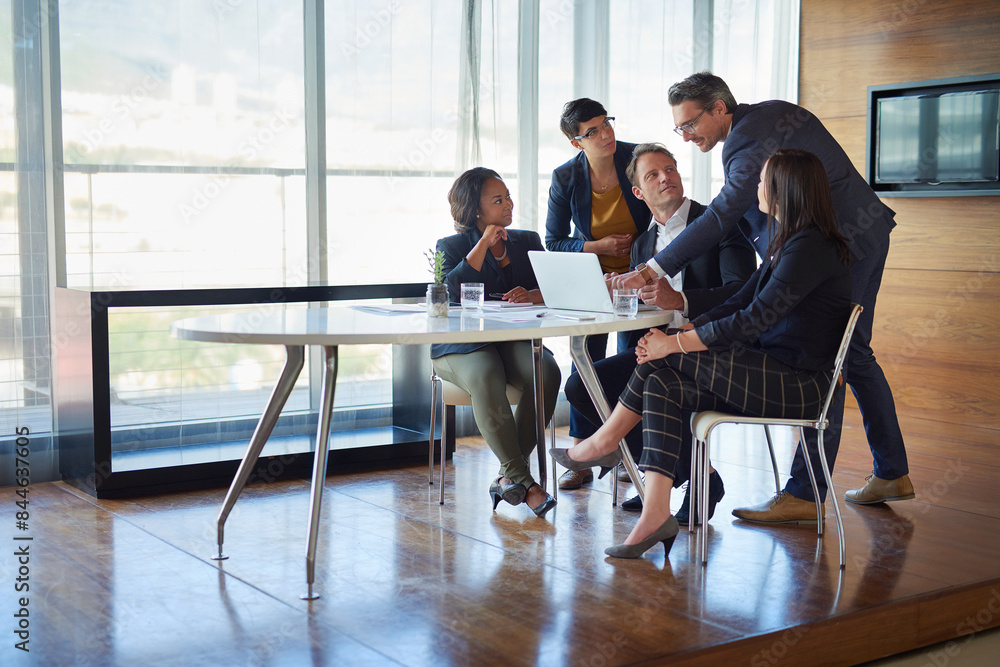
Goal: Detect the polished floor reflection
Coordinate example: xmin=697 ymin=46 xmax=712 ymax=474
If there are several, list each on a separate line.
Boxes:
xmin=6 ymin=410 xmax=999 ymax=666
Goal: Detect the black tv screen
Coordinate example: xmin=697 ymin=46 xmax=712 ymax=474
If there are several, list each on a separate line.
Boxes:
xmin=876 ymin=90 xmax=999 ymax=184
xmin=867 ymin=75 xmax=1000 ymax=196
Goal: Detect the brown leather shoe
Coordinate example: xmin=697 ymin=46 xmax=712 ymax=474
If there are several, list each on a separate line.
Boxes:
xmin=845 ymin=473 xmax=915 ymax=505
xmin=732 ymin=491 xmax=823 ymax=525
xmin=558 ymin=468 xmax=594 ymax=490
xmin=617 ymin=466 xmax=637 ymax=483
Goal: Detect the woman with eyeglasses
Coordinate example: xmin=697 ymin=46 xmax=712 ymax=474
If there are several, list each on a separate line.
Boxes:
xmin=544 ymin=98 xmax=650 ymax=491
xmin=432 ymin=167 xmax=560 ymax=517
xmin=552 ymin=149 xmax=853 ymax=558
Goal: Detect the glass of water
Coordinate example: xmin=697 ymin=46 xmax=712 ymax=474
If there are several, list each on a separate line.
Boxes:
xmin=613 ymin=288 xmax=639 ymax=317
xmin=461 ymin=282 xmax=485 ymax=310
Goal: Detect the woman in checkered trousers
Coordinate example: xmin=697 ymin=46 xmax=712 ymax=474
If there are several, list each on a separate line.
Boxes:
xmin=551 ymin=149 xmax=853 ymax=559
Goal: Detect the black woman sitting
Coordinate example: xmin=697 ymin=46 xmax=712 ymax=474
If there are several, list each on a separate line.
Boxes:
xmin=432 ymin=167 xmax=560 ymax=517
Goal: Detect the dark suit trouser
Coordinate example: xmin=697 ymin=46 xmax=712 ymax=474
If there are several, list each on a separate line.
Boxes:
xmin=567 ymin=332 xmax=632 ymax=438
xmin=785 ymin=236 xmax=909 ymax=502
xmin=564 ymin=349 xmax=650 ymax=473
xmin=620 ymin=348 xmax=831 ymax=480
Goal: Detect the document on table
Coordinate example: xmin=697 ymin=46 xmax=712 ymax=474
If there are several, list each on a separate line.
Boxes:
xmin=351 ymin=304 xmax=430 ymax=315
xmin=477 ymin=306 xmax=548 ymax=322
xmin=476 ymin=307 xmax=601 ymax=322
xmin=535 ymin=310 xmax=597 ymax=321
xmin=480 ymin=302 xmax=538 ymax=310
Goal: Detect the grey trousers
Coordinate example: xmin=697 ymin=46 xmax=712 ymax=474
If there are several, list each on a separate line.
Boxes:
xmin=432 ymin=342 xmax=561 ymax=489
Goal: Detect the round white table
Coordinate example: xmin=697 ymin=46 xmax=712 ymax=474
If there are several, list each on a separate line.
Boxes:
xmin=172 ymin=304 xmax=673 ymax=599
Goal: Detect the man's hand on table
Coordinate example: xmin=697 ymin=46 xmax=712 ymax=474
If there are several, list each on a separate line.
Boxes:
xmin=638 ymin=277 xmax=684 ymax=311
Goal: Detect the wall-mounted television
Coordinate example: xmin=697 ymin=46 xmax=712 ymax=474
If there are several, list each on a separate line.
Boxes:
xmin=866 ymin=74 xmax=1000 ymax=197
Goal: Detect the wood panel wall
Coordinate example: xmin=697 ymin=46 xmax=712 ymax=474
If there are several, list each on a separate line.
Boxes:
xmin=799 ymin=0 xmax=1000 ymax=431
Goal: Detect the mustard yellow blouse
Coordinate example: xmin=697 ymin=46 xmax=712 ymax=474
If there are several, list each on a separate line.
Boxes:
xmin=590 ymin=184 xmax=638 ymax=274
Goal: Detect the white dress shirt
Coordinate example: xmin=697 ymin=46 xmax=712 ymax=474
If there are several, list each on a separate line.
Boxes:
xmin=647 ymin=198 xmax=690 ymax=327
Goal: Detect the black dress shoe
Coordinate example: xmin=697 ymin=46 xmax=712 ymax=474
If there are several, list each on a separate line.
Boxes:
xmin=621 ymin=495 xmax=642 ymax=511
xmin=675 ymin=470 xmax=725 ymax=526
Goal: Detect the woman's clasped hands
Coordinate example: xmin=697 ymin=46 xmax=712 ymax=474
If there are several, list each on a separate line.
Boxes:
xmin=635 ymin=328 xmax=671 ymax=364
xmin=635 ymin=323 xmax=694 ymax=364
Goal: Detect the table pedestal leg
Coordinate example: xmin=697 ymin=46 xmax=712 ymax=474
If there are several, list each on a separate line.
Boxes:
xmin=213 ymin=345 xmax=305 ymax=561
xmin=568 ymin=335 xmax=643 ymax=503
xmin=531 ymin=339 xmax=547 ymax=490
xmin=302 ymin=345 xmax=338 ymax=600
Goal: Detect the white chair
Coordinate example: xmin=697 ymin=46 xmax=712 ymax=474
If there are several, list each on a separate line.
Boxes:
xmin=428 ymin=374 xmax=554 ymax=505
xmin=689 ymin=304 xmax=863 ymax=569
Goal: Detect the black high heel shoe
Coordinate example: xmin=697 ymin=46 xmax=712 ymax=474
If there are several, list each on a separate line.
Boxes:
xmin=604 ymin=516 xmax=679 ymax=559
xmin=550 ymin=447 xmax=621 ymax=480
xmin=489 ymin=477 xmax=527 ymax=510
xmin=526 ymin=485 xmax=556 ymax=518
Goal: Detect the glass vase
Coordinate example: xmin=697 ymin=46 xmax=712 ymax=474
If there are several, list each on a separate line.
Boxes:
xmin=426 ymin=283 xmax=449 ymax=317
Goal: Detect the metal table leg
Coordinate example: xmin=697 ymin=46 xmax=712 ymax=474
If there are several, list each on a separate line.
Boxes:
xmin=212 ymin=345 xmax=305 ymax=561
xmin=531 ymin=339 xmax=547 ymax=490
xmin=302 ymin=345 xmax=338 ymax=600
xmin=568 ymin=335 xmax=644 ymax=502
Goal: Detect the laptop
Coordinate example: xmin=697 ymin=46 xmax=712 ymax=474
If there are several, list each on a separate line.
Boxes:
xmin=528 ymin=250 xmax=617 ymax=313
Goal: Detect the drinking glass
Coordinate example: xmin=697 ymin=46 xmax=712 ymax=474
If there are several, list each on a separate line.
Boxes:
xmin=613 ymin=288 xmax=639 ymax=317
xmin=461 ymin=282 xmax=485 ymax=310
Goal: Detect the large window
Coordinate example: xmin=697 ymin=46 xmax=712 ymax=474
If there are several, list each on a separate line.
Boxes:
xmin=56 ymin=2 xmax=319 ymax=460
xmin=1 ymin=0 xmax=800 ymax=483
xmin=3 ymin=0 xmax=52 ymax=445
xmin=324 ymin=1 xmax=464 ymax=286
xmin=60 ymin=1 xmax=307 ymax=290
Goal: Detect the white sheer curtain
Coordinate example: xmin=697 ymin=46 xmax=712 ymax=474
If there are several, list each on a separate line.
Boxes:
xmin=710 ymin=0 xmax=800 ymax=201
xmin=606 ymin=0 xmax=800 ymax=209
xmin=715 ymin=0 xmax=800 ymax=105
xmin=324 ymin=0 xmax=800 ymax=274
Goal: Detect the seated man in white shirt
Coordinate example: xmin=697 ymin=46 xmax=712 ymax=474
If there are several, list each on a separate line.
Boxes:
xmin=561 ymin=142 xmax=755 ymax=519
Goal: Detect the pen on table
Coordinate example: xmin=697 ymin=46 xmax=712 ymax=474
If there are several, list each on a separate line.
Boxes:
xmin=489 ymin=293 xmax=506 ymax=299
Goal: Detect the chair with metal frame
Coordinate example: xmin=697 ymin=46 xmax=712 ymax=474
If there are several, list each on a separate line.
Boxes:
xmin=428 ymin=374 xmax=554 ymax=505
xmin=689 ymin=303 xmax=863 ymax=569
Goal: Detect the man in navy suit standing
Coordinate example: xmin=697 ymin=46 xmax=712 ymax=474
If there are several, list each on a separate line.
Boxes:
xmin=615 ymin=72 xmax=914 ymax=523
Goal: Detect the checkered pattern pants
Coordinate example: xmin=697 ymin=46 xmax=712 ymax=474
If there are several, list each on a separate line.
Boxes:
xmin=619 ymin=345 xmax=833 ymax=480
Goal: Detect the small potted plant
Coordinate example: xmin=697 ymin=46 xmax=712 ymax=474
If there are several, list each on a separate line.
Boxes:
xmin=425 ymin=249 xmax=449 ymax=317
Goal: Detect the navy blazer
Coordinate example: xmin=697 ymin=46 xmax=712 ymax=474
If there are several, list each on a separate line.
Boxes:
xmin=544 ymin=140 xmax=649 ymax=252
xmin=648 ymin=101 xmax=896 ymax=275
xmin=430 ymin=227 xmax=544 ymax=359
xmin=630 ymin=199 xmax=755 ymax=319
xmin=692 ymin=227 xmax=852 ymax=372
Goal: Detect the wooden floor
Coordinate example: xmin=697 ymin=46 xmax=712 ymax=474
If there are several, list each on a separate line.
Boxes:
xmin=4 ymin=409 xmax=999 ymax=666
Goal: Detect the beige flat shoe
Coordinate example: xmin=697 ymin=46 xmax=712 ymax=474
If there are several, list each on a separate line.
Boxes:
xmin=732 ymin=490 xmax=823 ymax=525
xmin=845 ymin=473 xmax=915 ymax=505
